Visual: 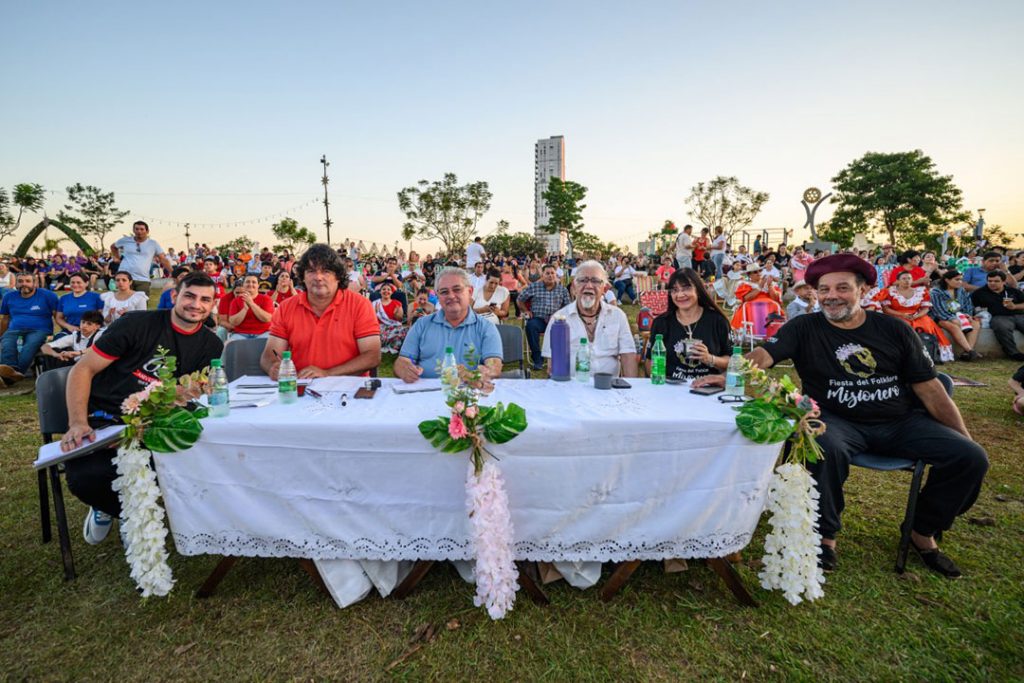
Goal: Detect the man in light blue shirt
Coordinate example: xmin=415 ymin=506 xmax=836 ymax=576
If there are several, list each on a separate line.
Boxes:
xmin=394 ymin=267 xmax=502 ymax=381
xmin=113 ymin=221 xmax=172 ymax=294
xmin=963 ymin=251 xmax=1018 ymax=293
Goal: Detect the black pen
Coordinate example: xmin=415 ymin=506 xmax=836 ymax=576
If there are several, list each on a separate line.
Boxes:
xmin=306 ymin=388 xmax=323 ymax=399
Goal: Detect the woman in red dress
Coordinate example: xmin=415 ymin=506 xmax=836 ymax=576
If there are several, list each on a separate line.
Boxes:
xmin=874 ymin=270 xmax=953 ymax=362
xmin=730 ymin=263 xmax=784 ymax=331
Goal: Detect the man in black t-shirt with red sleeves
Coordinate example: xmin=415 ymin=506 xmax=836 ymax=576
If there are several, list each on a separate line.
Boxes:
xmin=697 ymin=254 xmax=989 ymax=578
xmin=60 ymin=272 xmax=223 ymax=545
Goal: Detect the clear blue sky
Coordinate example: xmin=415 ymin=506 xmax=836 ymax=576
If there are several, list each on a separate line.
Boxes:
xmin=3 ymin=0 xmax=1022 ymax=253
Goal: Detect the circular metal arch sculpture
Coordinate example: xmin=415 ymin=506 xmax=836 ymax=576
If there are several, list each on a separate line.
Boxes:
xmin=15 ymin=218 xmax=94 ymax=257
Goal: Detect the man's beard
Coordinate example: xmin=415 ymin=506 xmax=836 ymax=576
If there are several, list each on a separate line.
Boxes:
xmin=822 ymin=299 xmax=855 ymax=322
xmin=19 ymin=286 xmax=32 ymax=295
xmin=579 ymin=294 xmax=597 ymax=309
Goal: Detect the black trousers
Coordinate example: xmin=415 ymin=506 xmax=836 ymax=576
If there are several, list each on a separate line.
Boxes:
xmin=811 ymin=410 xmax=988 ymax=539
xmin=65 ymin=447 xmax=122 ymax=518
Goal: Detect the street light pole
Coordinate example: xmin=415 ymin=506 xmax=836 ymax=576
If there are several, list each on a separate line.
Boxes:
xmin=184 ymin=222 xmax=191 ymax=248
xmin=320 ymin=155 xmax=333 ymax=246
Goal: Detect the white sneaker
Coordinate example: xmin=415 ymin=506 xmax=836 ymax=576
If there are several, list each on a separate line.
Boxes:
xmin=83 ymin=507 xmax=113 ymax=545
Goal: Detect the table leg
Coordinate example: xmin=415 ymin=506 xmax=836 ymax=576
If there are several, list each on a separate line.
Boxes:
xmin=392 ymin=560 xmax=435 ymax=600
xmin=196 ymin=556 xmax=239 ymax=598
xmin=600 ymin=560 xmax=642 ymax=602
xmin=706 ymin=557 xmax=757 ymax=607
xmin=515 ymin=562 xmax=550 ymax=606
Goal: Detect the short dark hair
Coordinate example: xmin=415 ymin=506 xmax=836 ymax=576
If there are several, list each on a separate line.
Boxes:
xmin=982 ymin=251 xmax=1001 ymax=261
xmin=133 ymin=220 xmax=149 ymax=230
xmin=114 ymin=270 xmax=134 ymax=282
xmin=542 ymin=264 xmax=557 ymax=273
xmin=171 ymin=265 xmax=191 ymax=279
xmin=293 ymin=243 xmax=347 ymax=284
xmin=80 ymin=310 xmax=104 ymax=326
xmin=69 ymin=272 xmax=88 ymax=283
xmin=897 ymin=249 xmax=920 ymax=265
xmin=986 ymin=270 xmax=1007 ymax=281
xmin=486 ymin=266 xmax=502 ymax=280
xmin=176 ymin=272 xmax=217 ymax=292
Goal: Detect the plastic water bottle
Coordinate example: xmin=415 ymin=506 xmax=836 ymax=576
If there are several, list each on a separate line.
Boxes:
xmin=278 ymin=350 xmax=298 ymax=404
xmin=575 ymin=337 xmax=591 ymax=382
xmin=209 ymin=359 xmax=230 ymax=417
xmin=725 ymin=346 xmax=745 ymax=397
xmin=650 ymin=334 xmax=666 ymax=385
xmin=549 ymin=316 xmax=571 ymax=381
xmin=441 ymin=345 xmax=459 ymax=399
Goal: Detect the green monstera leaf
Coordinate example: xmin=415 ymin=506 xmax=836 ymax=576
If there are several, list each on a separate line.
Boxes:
xmin=481 ymin=402 xmax=528 ymax=444
xmin=418 ymin=417 xmax=472 ymax=453
xmin=143 ymin=408 xmax=205 ymax=453
xmin=734 ymin=399 xmax=794 ymax=444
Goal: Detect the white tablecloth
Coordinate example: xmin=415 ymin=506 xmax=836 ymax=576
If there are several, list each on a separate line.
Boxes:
xmin=155 ymin=378 xmax=780 ymax=568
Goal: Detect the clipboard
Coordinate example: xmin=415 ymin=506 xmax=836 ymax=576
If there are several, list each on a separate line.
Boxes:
xmin=33 ymin=425 xmax=127 ymax=470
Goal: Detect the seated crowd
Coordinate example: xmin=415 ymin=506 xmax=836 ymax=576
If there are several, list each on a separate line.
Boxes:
xmin=1 ymin=221 xmax=1017 ymax=584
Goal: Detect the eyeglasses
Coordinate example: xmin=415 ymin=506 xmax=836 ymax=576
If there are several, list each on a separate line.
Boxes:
xmin=576 ymin=277 xmax=603 ymax=285
xmin=436 ymin=286 xmax=466 ymax=297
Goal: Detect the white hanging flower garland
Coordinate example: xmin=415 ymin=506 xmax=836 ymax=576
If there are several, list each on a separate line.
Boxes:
xmin=465 ymin=460 xmax=520 ymax=619
xmin=111 ymin=440 xmax=175 ymax=597
xmin=758 ymin=462 xmax=825 ymax=605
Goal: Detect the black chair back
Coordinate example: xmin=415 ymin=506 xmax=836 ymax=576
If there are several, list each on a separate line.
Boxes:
xmin=36 ymin=366 xmax=72 ymax=442
xmin=496 ymin=324 xmax=527 ymax=379
xmin=222 ymin=337 xmax=269 ymax=381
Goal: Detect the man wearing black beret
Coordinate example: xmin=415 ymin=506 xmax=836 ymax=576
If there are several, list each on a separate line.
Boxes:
xmin=696 ymin=254 xmax=988 ymax=577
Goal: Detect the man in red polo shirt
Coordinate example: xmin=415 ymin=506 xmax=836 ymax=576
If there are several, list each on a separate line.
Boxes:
xmin=260 ymin=244 xmax=380 ymax=379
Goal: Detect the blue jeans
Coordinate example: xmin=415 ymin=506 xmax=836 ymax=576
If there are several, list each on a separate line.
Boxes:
xmin=524 ymin=316 xmax=548 ymax=368
xmin=614 ymin=279 xmax=637 ymax=304
xmin=712 ymin=253 xmax=725 ymax=279
xmin=1 ymin=328 xmax=49 ymax=373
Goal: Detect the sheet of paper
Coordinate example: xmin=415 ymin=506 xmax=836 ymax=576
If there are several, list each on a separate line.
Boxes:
xmin=308 ymin=376 xmax=365 ymax=393
xmin=391 ymin=379 xmax=443 ymax=394
xmin=34 ymin=424 xmax=126 ymax=470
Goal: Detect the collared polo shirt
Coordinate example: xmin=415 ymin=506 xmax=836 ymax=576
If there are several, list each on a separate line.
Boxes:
xmin=541 ymin=301 xmax=636 ymax=377
xmin=399 ymin=309 xmax=502 ymax=377
xmin=269 ymin=289 xmax=379 ymax=373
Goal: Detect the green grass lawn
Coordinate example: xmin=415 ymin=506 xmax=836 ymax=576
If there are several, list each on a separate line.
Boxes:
xmin=1 ymin=298 xmax=1022 ymax=680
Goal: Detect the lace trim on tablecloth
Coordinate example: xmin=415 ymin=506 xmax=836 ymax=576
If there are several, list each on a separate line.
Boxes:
xmin=170 ymin=531 xmax=753 ymax=562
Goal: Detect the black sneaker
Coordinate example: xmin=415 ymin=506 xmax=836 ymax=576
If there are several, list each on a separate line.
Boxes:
xmin=912 ymin=543 xmax=962 ymax=579
xmin=818 ymin=544 xmax=837 ymax=572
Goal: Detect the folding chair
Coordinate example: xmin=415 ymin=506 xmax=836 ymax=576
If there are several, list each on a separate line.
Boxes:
xmin=35 ymin=366 xmax=76 ymax=580
xmin=849 ymin=372 xmax=955 ymax=573
xmin=221 ymin=337 xmax=269 ymax=381
xmin=496 ymin=324 xmax=529 ymax=379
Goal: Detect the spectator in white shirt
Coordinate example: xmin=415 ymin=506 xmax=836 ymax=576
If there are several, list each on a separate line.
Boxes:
xmin=40 ymin=310 xmax=104 ymax=369
xmin=709 ymin=227 xmax=728 ymax=279
xmin=101 ymin=271 xmax=149 ymax=324
xmin=472 ymin=267 xmax=510 ymax=324
xmin=674 ymin=224 xmax=694 ymax=269
xmin=543 ymin=260 xmax=638 ymax=378
xmin=112 ymin=221 xmax=172 ymax=294
xmin=468 ymin=261 xmax=487 ymax=292
xmin=465 ymin=237 xmax=486 ymax=270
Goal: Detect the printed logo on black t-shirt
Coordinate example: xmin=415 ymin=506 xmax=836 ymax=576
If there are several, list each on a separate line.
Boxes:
xmin=835 ymin=343 xmax=877 ymax=379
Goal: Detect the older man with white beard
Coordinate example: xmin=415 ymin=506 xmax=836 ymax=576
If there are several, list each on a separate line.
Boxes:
xmin=542 ymin=260 xmax=639 ymax=378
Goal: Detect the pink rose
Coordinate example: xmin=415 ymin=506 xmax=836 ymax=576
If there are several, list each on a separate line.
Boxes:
xmin=449 ymin=413 xmax=468 ymax=439
xmin=464 ymin=405 xmax=478 ymax=420
xmin=454 ymin=401 xmax=466 ymax=414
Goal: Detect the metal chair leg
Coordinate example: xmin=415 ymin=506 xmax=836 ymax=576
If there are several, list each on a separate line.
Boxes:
xmin=896 ymin=461 xmax=926 ymax=574
xmin=38 ymin=469 xmax=52 ymax=544
xmin=48 ymin=466 xmax=76 ymax=581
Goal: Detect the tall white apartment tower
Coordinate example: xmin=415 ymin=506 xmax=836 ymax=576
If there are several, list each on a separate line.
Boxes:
xmin=534 ymin=135 xmax=567 ymax=254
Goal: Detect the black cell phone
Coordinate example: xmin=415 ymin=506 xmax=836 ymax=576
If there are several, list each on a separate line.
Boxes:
xmin=690 ymin=385 xmax=724 ymax=396
xmin=611 ymin=378 xmax=631 ymax=389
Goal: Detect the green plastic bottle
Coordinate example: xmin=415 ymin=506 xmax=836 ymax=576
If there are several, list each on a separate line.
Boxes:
xmin=651 ymin=334 xmax=666 ymax=385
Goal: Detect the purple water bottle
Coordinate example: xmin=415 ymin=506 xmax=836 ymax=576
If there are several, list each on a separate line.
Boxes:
xmin=549 ymin=315 xmax=571 ymax=381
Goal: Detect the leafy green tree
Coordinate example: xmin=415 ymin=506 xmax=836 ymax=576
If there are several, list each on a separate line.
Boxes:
xmin=271 ymin=217 xmax=317 ymax=253
xmin=685 ymin=176 xmax=768 ymax=240
xmin=829 ymin=150 xmax=970 ymax=249
xmin=58 ymin=183 xmax=129 ymax=250
xmin=0 ymin=189 xmax=15 ymax=248
xmin=12 ymin=182 xmax=46 ymax=235
xmin=540 ymin=178 xmax=588 ymax=252
xmin=216 ymin=236 xmax=258 ymax=254
xmin=398 ymin=173 xmax=492 ymax=256
xmin=484 ymin=223 xmax=549 ymax=257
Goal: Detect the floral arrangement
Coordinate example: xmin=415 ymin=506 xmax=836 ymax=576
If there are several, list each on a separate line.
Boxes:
xmin=418 ymin=357 xmax=527 ymax=619
xmin=733 ymin=360 xmax=827 ymax=605
xmin=113 ymin=348 xmax=210 ymax=597
xmin=661 ymin=220 xmax=678 ymax=235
